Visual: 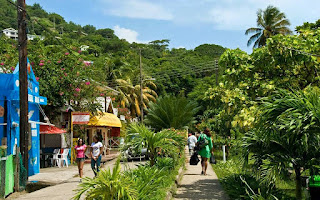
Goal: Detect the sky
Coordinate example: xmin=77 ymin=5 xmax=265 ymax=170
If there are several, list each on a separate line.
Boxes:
xmin=27 ymin=0 xmax=320 ymax=53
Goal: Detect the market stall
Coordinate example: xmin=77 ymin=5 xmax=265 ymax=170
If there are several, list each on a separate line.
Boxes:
xmin=39 ymin=125 xmax=68 ymax=168
xmin=40 ymin=125 xmax=67 ymax=149
xmin=87 ymin=112 xmax=122 ymax=148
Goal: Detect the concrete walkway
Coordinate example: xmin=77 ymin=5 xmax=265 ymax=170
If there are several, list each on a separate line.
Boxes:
xmin=7 ymin=152 xmax=120 ymax=200
xmin=175 ymin=153 xmax=229 ymax=200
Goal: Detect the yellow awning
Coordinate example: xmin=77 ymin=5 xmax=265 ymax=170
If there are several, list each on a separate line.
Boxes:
xmin=88 ymin=112 xmax=122 ymax=127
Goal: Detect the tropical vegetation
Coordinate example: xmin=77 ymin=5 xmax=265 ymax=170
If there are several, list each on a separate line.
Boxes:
xmin=74 ymin=127 xmax=186 ymax=200
xmin=145 ymin=95 xmax=199 ymax=131
xmin=124 ymin=123 xmax=185 ymax=166
xmin=2 ymin=0 xmax=320 ymax=199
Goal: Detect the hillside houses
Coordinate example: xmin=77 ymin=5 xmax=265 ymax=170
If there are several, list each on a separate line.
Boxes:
xmin=2 ymin=28 xmax=44 ymax=41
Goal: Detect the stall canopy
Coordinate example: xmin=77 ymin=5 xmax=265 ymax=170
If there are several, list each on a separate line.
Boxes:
xmin=40 ymin=125 xmax=67 ymax=134
xmin=88 ymin=112 xmax=121 ymax=127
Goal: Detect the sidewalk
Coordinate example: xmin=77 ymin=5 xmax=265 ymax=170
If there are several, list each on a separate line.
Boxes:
xmin=7 ymin=151 xmax=120 ymax=200
xmin=174 ymin=152 xmax=229 ymax=200
xmin=28 ymin=151 xmax=120 ymax=184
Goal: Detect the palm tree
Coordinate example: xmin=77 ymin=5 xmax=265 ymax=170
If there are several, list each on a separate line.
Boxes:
xmin=116 ymin=79 xmax=157 ymax=118
xmin=245 ymin=5 xmax=292 ymax=48
xmin=145 ymin=95 xmax=199 ymax=131
xmin=243 ymin=87 xmax=320 ymax=200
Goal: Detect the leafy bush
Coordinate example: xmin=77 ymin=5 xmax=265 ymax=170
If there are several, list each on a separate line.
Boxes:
xmin=155 ymin=157 xmax=175 ymax=171
xmin=243 ymin=87 xmax=320 ymax=199
xmin=74 ymin=128 xmax=186 ymax=200
xmin=124 ymin=164 xmax=176 ymax=200
xmin=73 ymin=160 xmax=137 ymax=200
xmin=213 ymin=158 xmax=294 ymax=200
xmin=126 ymin=123 xmax=185 ymax=166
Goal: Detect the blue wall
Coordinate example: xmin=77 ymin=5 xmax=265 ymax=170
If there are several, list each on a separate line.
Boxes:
xmin=0 ymin=59 xmax=47 ymax=176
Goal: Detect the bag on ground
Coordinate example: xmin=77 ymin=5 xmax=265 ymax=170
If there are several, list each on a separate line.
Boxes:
xmin=190 ymin=151 xmax=200 ymax=165
xmin=209 ymin=153 xmax=216 ymax=164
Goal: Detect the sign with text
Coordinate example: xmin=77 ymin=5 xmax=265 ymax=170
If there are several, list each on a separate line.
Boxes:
xmin=72 ymin=112 xmax=90 ymax=124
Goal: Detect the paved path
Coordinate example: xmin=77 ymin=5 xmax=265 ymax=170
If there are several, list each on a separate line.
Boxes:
xmin=8 ymin=153 xmax=144 ymax=200
xmin=175 ymin=153 xmax=229 ymax=200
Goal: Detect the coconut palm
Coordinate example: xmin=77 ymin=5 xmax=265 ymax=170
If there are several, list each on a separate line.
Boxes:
xmin=145 ymin=95 xmax=199 ymax=131
xmin=116 ymin=79 xmax=157 ymax=118
xmin=245 ymin=5 xmax=292 ymax=48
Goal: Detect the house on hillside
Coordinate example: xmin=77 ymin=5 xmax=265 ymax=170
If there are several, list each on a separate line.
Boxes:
xmin=80 ymin=45 xmax=89 ymax=51
xmin=2 ymin=28 xmax=44 ymax=41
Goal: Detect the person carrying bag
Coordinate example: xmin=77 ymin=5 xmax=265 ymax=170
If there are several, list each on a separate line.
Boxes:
xmin=197 ymin=128 xmax=213 ymax=175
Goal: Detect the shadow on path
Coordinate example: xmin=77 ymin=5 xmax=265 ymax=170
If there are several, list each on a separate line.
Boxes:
xmin=174 ymin=149 xmax=229 ymax=200
xmin=175 ymin=179 xmax=227 ymax=200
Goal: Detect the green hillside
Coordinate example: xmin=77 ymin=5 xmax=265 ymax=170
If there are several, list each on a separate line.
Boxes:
xmin=0 ymin=0 xmax=226 ymax=120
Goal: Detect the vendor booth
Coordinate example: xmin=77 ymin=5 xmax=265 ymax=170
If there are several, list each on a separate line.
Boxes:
xmin=0 ymin=59 xmax=47 ymax=196
xmin=87 ymin=112 xmax=122 ymax=148
xmin=40 ymin=125 xmax=67 ymax=149
xmin=39 ymin=125 xmax=68 ymax=168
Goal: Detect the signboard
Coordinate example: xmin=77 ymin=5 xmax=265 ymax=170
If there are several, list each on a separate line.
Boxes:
xmin=72 ymin=112 xmax=90 ymax=124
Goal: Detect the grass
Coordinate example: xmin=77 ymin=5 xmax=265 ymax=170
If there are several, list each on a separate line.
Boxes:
xmin=212 ymin=150 xmax=297 ymax=199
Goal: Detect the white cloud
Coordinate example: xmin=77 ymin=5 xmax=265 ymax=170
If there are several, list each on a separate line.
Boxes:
xmin=113 ymin=25 xmax=147 ymax=43
xmin=99 ymin=0 xmax=320 ymax=31
xmin=208 ymin=6 xmax=255 ymax=30
xmin=100 ymin=0 xmax=173 ymax=20
xmin=204 ymin=0 xmax=320 ymax=30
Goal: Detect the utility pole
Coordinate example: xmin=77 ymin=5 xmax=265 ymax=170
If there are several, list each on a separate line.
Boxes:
xmin=139 ymin=49 xmax=144 ymax=123
xmin=215 ymin=60 xmax=219 ymax=86
xmin=32 ymin=20 xmax=35 ymax=34
xmin=53 ymin=16 xmax=55 ymax=30
xmin=17 ymin=0 xmax=29 ymax=179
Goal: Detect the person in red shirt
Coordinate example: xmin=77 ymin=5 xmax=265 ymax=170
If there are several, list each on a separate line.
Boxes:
xmin=75 ymin=138 xmax=87 ymax=181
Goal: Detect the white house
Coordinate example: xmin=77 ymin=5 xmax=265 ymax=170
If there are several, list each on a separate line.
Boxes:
xmin=2 ymin=28 xmax=18 ymax=40
xmin=2 ymin=28 xmax=44 ymax=41
xmin=80 ymin=45 xmax=89 ymax=51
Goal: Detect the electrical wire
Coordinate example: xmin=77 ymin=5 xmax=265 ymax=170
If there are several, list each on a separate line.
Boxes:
xmin=282 ymin=46 xmax=320 ymax=57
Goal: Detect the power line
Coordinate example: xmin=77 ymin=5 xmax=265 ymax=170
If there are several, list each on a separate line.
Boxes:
xmin=282 ymin=46 xmax=320 ymax=57
xmin=5 ymin=0 xmax=221 ymax=91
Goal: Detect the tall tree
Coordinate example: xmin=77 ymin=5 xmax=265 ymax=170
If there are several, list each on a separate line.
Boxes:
xmin=245 ymin=5 xmax=292 ymax=48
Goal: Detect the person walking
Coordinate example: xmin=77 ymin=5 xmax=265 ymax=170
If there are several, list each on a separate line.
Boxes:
xmin=75 ymin=138 xmax=87 ymax=181
xmin=197 ymin=128 xmax=213 ymax=175
xmin=187 ymin=132 xmax=197 ymax=155
xmin=90 ymin=135 xmax=103 ymax=177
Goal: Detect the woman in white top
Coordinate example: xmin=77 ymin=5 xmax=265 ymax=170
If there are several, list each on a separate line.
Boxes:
xmin=90 ymin=135 xmax=103 ymax=176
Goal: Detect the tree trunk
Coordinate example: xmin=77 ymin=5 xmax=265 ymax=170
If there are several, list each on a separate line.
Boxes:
xmin=294 ymin=166 xmax=302 ymax=200
xmin=150 ymin=154 xmax=155 ymax=166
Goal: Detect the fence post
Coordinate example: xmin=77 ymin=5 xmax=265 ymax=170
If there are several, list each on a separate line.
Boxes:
xmin=222 ymin=145 xmax=226 ymax=163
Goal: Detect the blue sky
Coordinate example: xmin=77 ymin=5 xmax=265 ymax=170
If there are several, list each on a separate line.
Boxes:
xmin=27 ymin=0 xmax=320 ymax=53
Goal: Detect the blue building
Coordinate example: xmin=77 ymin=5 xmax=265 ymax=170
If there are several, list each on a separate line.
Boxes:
xmin=0 ymin=59 xmax=47 ymax=195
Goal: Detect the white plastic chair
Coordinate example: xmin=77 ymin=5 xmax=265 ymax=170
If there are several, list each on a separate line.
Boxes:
xmin=52 ymin=149 xmax=61 ymax=168
xmin=59 ymin=148 xmax=69 ymax=167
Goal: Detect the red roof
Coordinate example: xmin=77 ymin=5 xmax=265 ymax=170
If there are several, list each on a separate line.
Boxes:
xmin=40 ymin=125 xmax=67 ymax=134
